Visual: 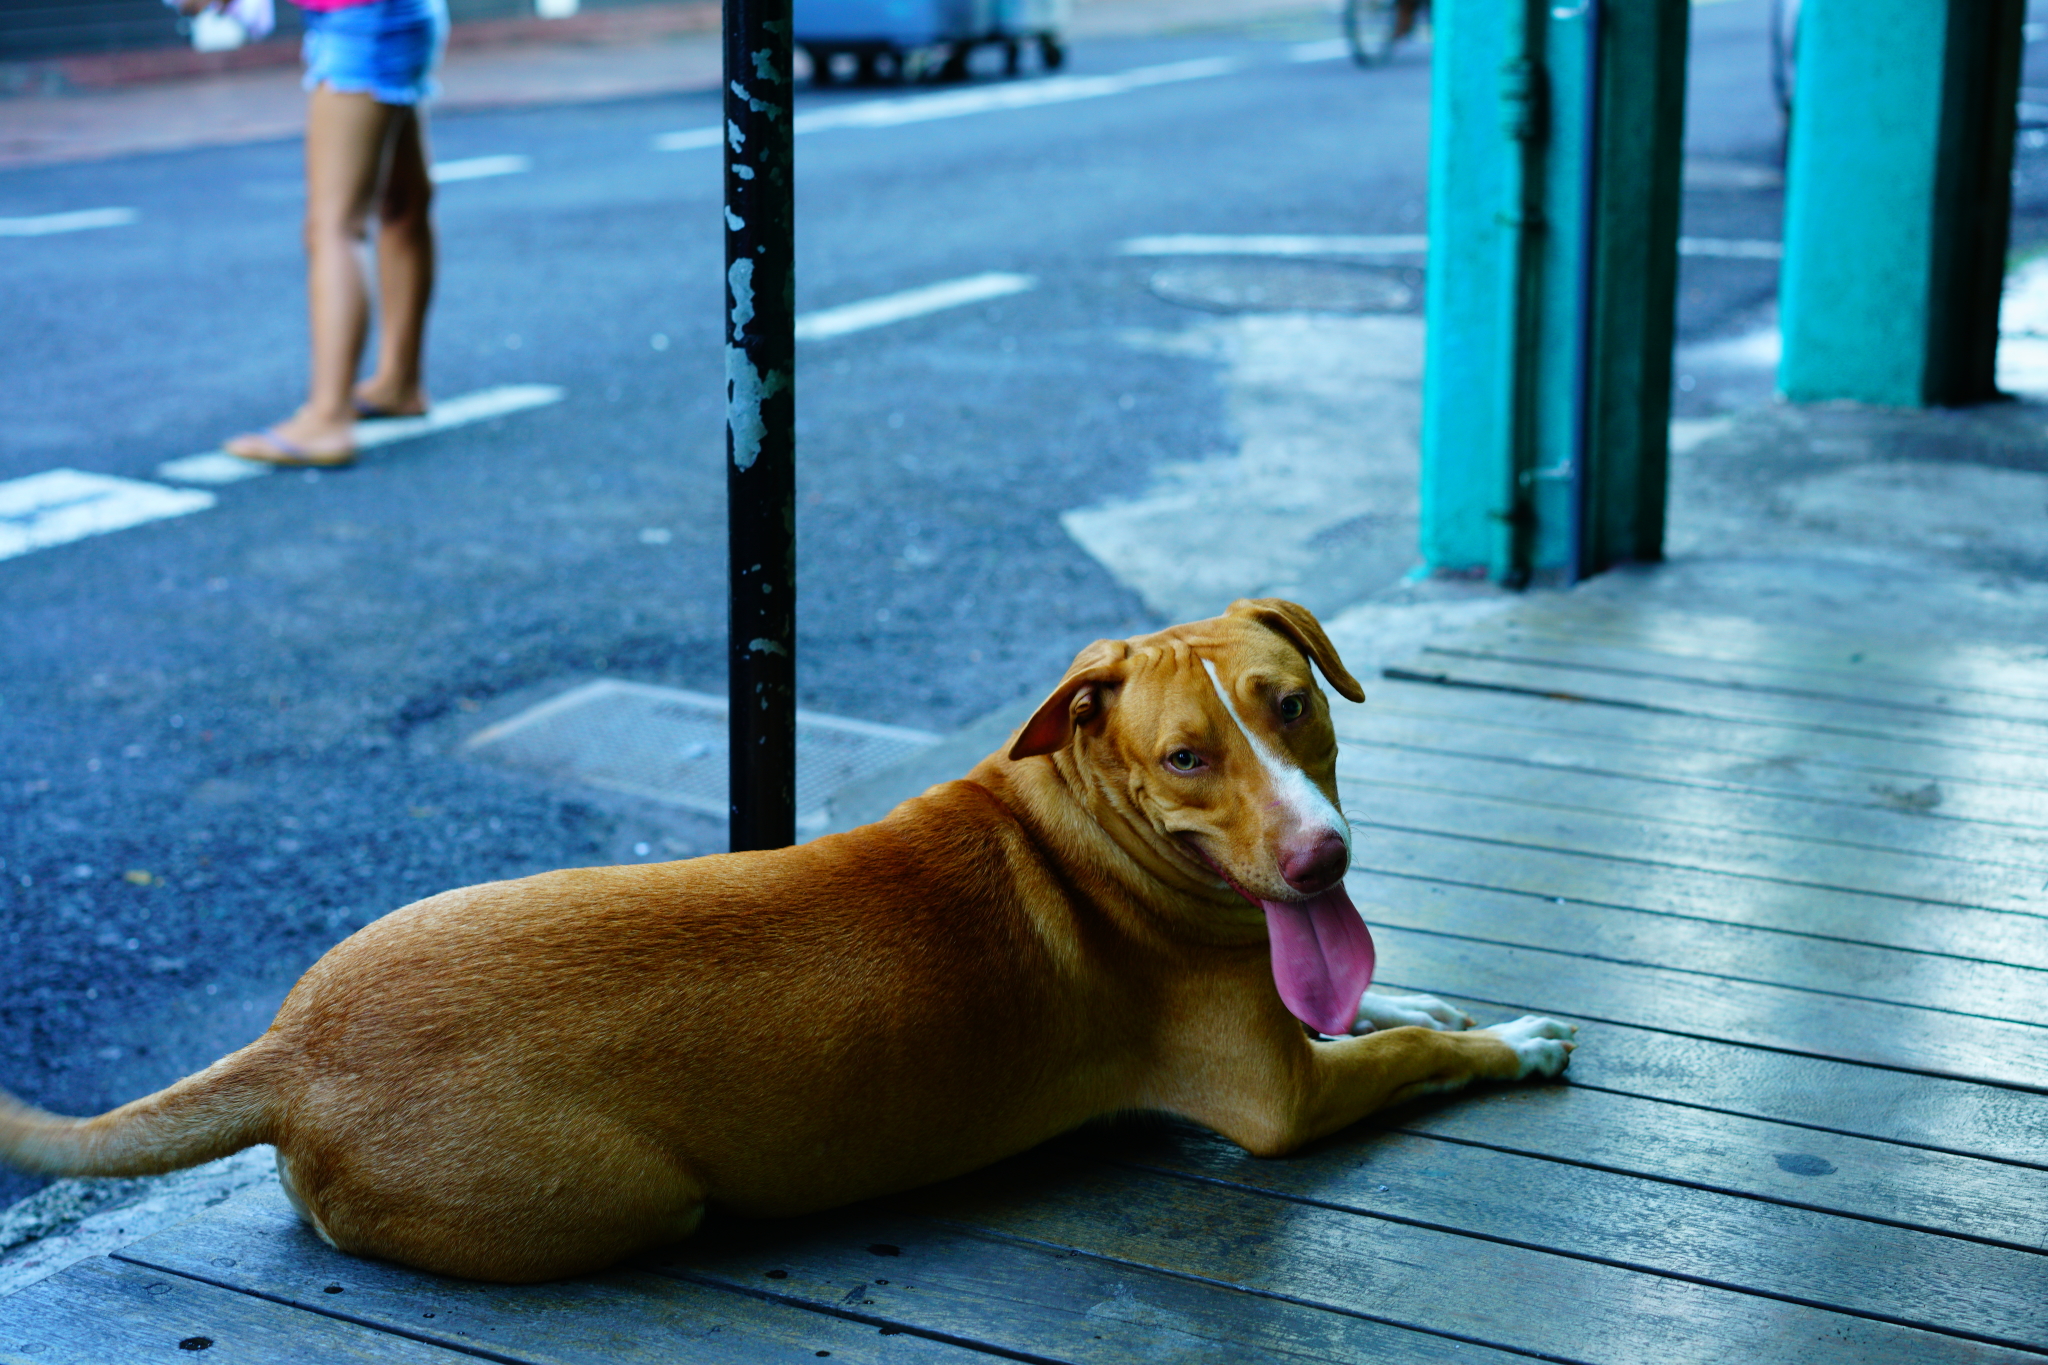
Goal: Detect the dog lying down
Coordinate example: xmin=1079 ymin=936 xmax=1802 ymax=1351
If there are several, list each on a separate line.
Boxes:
xmin=0 ymin=599 xmax=1575 ymax=1283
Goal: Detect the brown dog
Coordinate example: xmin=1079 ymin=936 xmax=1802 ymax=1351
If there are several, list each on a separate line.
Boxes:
xmin=0 ymin=599 xmax=1574 ymax=1282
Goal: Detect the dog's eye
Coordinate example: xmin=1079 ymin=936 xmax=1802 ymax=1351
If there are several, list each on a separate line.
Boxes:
xmin=1278 ymin=694 xmax=1306 ymax=723
xmin=1165 ymin=749 xmax=1202 ymax=773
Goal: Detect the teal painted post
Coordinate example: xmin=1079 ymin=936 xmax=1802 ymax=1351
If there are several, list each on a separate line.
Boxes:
xmin=1419 ymin=0 xmax=1687 ymax=583
xmin=1779 ymin=0 xmax=2024 ymax=406
xmin=1580 ymin=0 xmax=1687 ymax=570
xmin=1420 ymin=0 xmax=1530 ymax=578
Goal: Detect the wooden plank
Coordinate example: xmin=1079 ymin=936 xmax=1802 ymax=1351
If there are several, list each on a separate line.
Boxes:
xmin=1350 ymin=877 xmax=2048 ymax=1027
xmin=1345 ymin=826 xmax=2048 ymax=971
xmin=1384 ymin=1082 xmax=2048 ymax=1254
xmin=1425 ymin=630 xmax=2048 ymax=725
xmin=896 ymin=1157 xmax=2037 ymax=1365
xmin=659 ymin=1208 xmax=1524 ymax=1365
xmin=1462 ymin=601 xmax=2048 ymax=705
xmin=1382 ymin=654 xmax=2048 ymax=759
xmin=1340 ymin=681 xmax=2048 ymax=798
xmin=1336 ymin=778 xmax=2048 ymax=915
xmin=1380 ymin=993 xmax=2046 ymax=1166
xmin=1336 ymin=702 xmax=2048 ymax=830
xmin=0 ymin=1254 xmax=467 ymax=1365
xmin=119 ymin=1183 xmax=994 ymax=1365
xmin=1336 ymin=743 xmax=2048 ymax=871
xmin=1373 ymin=926 xmax=2048 ymax=1090
xmin=1116 ymin=1123 xmax=2048 ymax=1350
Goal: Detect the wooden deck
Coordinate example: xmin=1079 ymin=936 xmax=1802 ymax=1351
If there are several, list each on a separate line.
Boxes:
xmin=4 ymin=600 xmax=2045 ymax=1363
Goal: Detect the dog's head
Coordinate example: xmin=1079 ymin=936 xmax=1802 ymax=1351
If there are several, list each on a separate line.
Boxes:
xmin=1008 ymin=599 xmax=1375 ymax=1033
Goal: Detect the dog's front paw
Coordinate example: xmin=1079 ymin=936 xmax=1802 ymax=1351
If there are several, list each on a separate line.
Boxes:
xmin=1352 ymin=992 xmax=1476 ymax=1033
xmin=1480 ymin=1015 xmax=1578 ymax=1080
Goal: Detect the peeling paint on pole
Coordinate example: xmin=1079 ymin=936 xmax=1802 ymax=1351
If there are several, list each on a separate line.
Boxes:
xmin=728 ymin=258 xmax=756 ymax=337
xmin=724 ymin=346 xmax=788 ymax=472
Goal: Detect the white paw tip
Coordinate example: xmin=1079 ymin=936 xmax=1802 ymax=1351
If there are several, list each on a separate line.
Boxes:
xmin=1482 ymin=1016 xmax=1580 ymax=1079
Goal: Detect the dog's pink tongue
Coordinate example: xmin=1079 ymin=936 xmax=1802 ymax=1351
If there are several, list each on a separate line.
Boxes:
xmin=1262 ymin=885 xmax=1376 ymax=1035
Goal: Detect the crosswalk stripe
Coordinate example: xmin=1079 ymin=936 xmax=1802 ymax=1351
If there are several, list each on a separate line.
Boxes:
xmin=0 ymin=470 xmax=213 ymax=562
xmin=793 ymin=273 xmax=1035 ymax=341
xmin=0 ymin=208 xmax=138 ymax=237
xmin=432 ymin=154 xmax=532 ymax=182
xmin=156 ymin=384 xmax=567 ymax=485
xmin=654 ymin=57 xmax=1240 ymax=151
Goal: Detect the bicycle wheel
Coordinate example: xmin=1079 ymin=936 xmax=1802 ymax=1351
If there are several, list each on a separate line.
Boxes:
xmin=1343 ymin=0 xmax=1398 ymax=66
xmin=1769 ymin=0 xmax=1798 ymax=118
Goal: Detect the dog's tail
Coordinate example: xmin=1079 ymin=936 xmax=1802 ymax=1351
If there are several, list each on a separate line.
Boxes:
xmin=0 ymin=1037 xmax=282 ymax=1179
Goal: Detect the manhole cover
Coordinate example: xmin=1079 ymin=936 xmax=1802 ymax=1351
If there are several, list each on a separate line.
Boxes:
xmin=466 ymin=680 xmax=939 ymax=834
xmin=1149 ymin=260 xmax=1420 ymax=314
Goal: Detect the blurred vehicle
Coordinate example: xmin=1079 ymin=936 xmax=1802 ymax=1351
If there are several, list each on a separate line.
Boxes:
xmin=1343 ymin=0 xmax=1424 ymax=66
xmin=795 ymin=0 xmax=1067 ymax=83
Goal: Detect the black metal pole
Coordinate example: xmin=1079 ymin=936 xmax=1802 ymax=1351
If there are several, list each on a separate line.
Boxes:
xmin=724 ymin=0 xmax=796 ymax=851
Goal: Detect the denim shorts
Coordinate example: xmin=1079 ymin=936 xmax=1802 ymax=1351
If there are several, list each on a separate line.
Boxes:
xmin=301 ymin=0 xmax=449 ymax=107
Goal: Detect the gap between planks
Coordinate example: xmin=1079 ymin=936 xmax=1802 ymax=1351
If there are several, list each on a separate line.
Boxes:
xmin=1418 ymin=638 xmax=2048 ymax=727
xmin=1447 ymin=604 xmax=2048 ymax=706
xmin=1342 ymin=682 xmax=2048 ymax=799
xmin=1347 ymin=874 xmax=2048 ymax=1027
xmin=1381 ymin=656 xmax=2048 ymax=761
xmin=1335 ymin=745 xmax=2048 ymax=874
xmin=1341 ymin=791 xmax=2047 ymax=919
xmin=1344 ymin=827 xmax=2048 ymax=969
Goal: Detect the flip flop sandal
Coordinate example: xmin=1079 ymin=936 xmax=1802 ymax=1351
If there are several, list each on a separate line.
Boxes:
xmin=225 ymin=427 xmax=356 ymax=468
xmin=354 ymin=398 xmax=427 ymax=420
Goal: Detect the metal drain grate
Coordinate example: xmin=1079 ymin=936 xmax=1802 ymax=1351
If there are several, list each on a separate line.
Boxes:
xmin=465 ymin=680 xmax=940 ymax=833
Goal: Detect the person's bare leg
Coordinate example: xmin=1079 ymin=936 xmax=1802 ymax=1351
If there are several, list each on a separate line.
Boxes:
xmin=355 ymin=105 xmax=434 ymax=418
xmin=228 ymin=85 xmax=396 ymax=463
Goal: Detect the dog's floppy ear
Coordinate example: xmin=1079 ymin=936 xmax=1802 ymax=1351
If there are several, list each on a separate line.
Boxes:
xmin=1227 ymin=598 xmax=1366 ymax=703
xmin=1009 ymin=639 xmax=1131 ymax=760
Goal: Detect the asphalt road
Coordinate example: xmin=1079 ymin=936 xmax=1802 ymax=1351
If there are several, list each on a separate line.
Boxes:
xmin=0 ymin=0 xmax=1910 ymax=1209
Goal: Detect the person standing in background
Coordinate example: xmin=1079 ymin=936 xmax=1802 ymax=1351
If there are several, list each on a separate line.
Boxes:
xmin=182 ymin=0 xmax=448 ymax=467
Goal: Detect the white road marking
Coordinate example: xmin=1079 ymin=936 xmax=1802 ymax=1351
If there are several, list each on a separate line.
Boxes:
xmin=1683 ymin=158 xmax=1782 ymax=190
xmin=0 ymin=470 xmax=213 ymax=562
xmin=1677 ymin=236 xmax=1784 ymax=260
xmin=1120 ymin=233 xmax=1784 ymax=260
xmin=654 ymin=57 xmax=1240 ymax=150
xmin=794 ymin=273 xmax=1035 ymax=341
xmin=154 ymin=453 xmax=282 ymax=486
xmin=156 ymin=384 xmax=567 ymax=485
xmin=431 ymin=155 xmax=531 ymax=183
xmin=1287 ymin=39 xmax=1351 ymax=62
xmin=652 ymin=127 xmax=723 ymax=151
xmin=1121 ymin=233 xmax=1429 ymax=258
xmin=0 ymin=208 xmax=138 ymax=237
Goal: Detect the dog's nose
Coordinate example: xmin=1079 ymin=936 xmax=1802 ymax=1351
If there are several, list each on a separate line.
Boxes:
xmin=1281 ymin=830 xmax=1350 ymax=893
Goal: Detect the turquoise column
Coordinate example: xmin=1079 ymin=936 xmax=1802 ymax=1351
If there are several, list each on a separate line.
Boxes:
xmin=1779 ymin=0 xmax=2024 ymax=406
xmin=1419 ymin=0 xmax=1527 ymax=579
xmin=1420 ymin=0 xmax=1688 ymax=584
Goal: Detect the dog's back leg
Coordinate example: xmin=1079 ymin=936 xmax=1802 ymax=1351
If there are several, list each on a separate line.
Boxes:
xmin=283 ymin=1119 xmax=711 ymax=1282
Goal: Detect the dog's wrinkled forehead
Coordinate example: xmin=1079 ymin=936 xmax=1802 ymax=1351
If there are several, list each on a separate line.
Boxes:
xmin=1123 ymin=616 xmax=1315 ymax=691
xmin=1099 ymin=624 xmax=1318 ymax=751
xmin=1010 ymin=600 xmax=1359 ymax=764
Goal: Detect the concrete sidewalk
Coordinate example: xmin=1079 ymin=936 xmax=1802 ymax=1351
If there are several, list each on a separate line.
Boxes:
xmin=0 ymin=0 xmax=1334 ymax=169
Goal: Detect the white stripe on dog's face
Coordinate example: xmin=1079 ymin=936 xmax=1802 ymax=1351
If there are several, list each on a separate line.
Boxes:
xmin=1200 ymin=658 xmax=1352 ymax=860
